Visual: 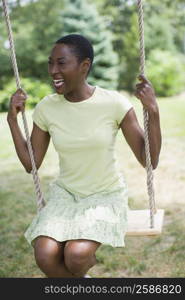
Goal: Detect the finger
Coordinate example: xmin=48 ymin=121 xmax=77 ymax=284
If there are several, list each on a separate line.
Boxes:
xmin=135 ymin=83 xmax=143 ymax=88
xmin=16 ymin=88 xmax=27 ymax=97
xmin=136 ymin=82 xmax=150 ymax=88
xmin=135 ymin=87 xmax=146 ymax=93
xmin=134 ymin=90 xmax=144 ymax=99
xmin=14 ymin=93 xmax=27 ymax=101
xmin=138 ymin=90 xmax=145 ymax=96
xmin=15 ymin=100 xmax=25 ymax=105
xmin=142 ymin=86 xmax=150 ymax=92
xmin=136 ymin=84 xmax=151 ymax=94
xmin=138 ymin=74 xmax=151 ymax=85
xmin=19 ymin=92 xmax=27 ymax=99
xmin=138 ymin=74 xmax=148 ymax=82
xmin=17 ymin=88 xmax=26 ymax=94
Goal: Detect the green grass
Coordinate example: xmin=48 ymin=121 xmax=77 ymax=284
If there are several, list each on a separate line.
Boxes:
xmin=0 ymin=92 xmax=185 ymax=278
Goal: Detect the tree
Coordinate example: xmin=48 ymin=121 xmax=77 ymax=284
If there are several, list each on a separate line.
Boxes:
xmin=1 ymin=0 xmax=184 ymax=94
xmin=14 ymin=0 xmax=65 ymax=80
xmin=120 ymin=13 xmax=140 ymax=91
xmin=1 ymin=0 xmax=119 ymax=89
xmin=93 ymin=0 xmax=185 ymax=93
xmin=146 ymin=49 xmax=185 ymax=96
xmin=59 ymin=0 xmax=119 ymax=89
xmin=0 ymin=0 xmax=65 ymax=86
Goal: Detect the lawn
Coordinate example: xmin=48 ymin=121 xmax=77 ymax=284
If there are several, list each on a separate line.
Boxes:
xmin=0 ymin=91 xmax=185 ymax=278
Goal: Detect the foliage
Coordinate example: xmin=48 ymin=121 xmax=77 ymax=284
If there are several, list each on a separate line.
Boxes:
xmin=144 ymin=15 xmax=176 ymax=55
xmin=0 ymin=0 xmax=185 ymax=95
xmin=93 ymin=0 xmax=185 ymax=93
xmin=0 ymin=0 xmax=119 ymax=90
xmin=146 ymin=49 xmax=185 ymax=97
xmin=0 ymin=78 xmax=52 ymax=112
xmin=59 ymin=0 xmax=119 ymax=89
xmin=119 ymin=12 xmax=140 ymax=91
xmin=0 ymin=0 xmax=65 ymax=85
xmin=144 ymin=0 xmax=185 ymax=54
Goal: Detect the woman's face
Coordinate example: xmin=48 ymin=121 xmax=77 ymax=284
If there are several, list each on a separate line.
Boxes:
xmin=48 ymin=43 xmax=90 ymax=94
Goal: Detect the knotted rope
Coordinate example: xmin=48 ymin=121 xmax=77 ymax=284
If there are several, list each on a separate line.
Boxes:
xmin=137 ymin=0 xmax=156 ymax=227
xmin=2 ymin=0 xmax=45 ymax=211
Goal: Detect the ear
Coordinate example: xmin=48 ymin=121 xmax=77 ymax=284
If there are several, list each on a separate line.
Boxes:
xmin=81 ymin=58 xmax=91 ymax=75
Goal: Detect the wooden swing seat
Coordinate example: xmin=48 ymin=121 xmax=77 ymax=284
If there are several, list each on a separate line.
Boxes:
xmin=126 ymin=209 xmax=164 ymax=236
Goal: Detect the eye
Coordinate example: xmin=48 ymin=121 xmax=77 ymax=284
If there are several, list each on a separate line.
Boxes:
xmin=48 ymin=61 xmax=52 ymax=64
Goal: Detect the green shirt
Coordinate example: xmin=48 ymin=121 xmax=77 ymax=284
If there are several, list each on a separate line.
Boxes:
xmin=32 ymin=85 xmax=133 ymax=197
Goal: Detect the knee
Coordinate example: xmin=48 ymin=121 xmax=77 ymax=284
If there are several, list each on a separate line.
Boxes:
xmin=64 ymin=243 xmax=96 ymax=275
xmin=34 ymin=236 xmax=63 ymax=269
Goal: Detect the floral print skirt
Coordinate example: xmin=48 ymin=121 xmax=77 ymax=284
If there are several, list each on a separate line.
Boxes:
xmin=24 ymin=181 xmax=129 ymax=248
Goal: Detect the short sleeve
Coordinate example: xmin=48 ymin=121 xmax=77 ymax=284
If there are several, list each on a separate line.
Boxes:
xmin=115 ymin=92 xmax=133 ymax=127
xmin=32 ymin=102 xmax=48 ymax=132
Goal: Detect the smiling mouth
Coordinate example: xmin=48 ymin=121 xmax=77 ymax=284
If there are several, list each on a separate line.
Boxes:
xmin=53 ymin=79 xmax=64 ymax=88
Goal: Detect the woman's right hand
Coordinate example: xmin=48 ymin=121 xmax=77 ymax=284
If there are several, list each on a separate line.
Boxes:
xmin=7 ymin=88 xmax=27 ymax=121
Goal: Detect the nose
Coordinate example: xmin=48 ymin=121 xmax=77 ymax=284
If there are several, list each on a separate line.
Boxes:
xmin=48 ymin=63 xmax=60 ymax=75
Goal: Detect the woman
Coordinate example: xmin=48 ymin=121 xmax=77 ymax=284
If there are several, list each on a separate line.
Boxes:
xmin=7 ymin=34 xmax=161 ymax=278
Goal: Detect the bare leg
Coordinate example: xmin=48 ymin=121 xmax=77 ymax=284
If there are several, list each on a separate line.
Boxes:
xmin=34 ymin=236 xmax=81 ymax=278
xmin=64 ymin=239 xmax=101 ymax=277
xmin=34 ymin=236 xmax=101 ymax=278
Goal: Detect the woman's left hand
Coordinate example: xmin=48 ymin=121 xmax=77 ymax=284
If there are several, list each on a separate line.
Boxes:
xmin=135 ymin=75 xmax=158 ymax=111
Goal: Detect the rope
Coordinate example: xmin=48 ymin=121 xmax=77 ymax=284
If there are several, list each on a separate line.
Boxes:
xmin=2 ymin=0 xmax=157 ymax=226
xmin=2 ymin=0 xmax=45 ymax=212
xmin=137 ymin=0 xmax=156 ymax=228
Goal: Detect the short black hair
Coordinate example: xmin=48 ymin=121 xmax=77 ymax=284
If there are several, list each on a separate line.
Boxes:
xmin=55 ymin=34 xmax=94 ymax=77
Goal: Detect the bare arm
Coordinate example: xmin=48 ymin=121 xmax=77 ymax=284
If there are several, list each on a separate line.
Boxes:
xmin=7 ymin=88 xmax=50 ymax=173
xmin=7 ymin=119 xmax=50 ymax=173
xmin=119 ymin=75 xmax=162 ymax=169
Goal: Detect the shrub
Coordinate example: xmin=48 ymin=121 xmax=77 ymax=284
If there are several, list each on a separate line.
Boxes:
xmin=146 ymin=49 xmax=185 ymax=97
xmin=0 ymin=78 xmax=53 ymax=112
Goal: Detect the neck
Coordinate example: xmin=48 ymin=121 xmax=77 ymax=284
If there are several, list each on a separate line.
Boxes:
xmin=64 ymin=82 xmax=95 ymax=102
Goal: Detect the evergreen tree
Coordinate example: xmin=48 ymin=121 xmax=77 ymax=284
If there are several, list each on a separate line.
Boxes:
xmin=59 ymin=0 xmax=119 ymax=89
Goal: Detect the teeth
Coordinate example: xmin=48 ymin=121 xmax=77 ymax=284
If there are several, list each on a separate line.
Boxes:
xmin=54 ymin=79 xmax=64 ymax=83
xmin=53 ymin=79 xmax=64 ymax=89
